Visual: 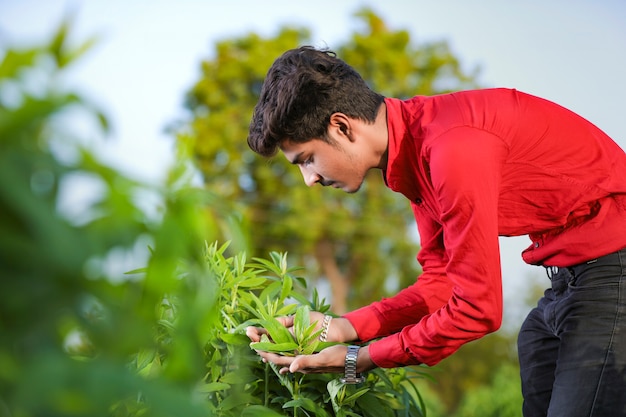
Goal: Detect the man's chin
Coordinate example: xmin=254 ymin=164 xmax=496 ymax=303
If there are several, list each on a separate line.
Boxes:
xmin=343 ymin=183 xmax=363 ymax=194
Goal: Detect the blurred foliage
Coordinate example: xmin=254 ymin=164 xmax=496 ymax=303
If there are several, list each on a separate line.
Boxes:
xmin=0 ymin=18 xmax=234 ymax=416
xmin=182 ymin=8 xmax=482 ymax=314
xmin=423 ymin=331 xmax=521 ymax=416
xmin=453 ymin=363 xmax=523 ymax=417
xmin=414 ymin=361 xmax=523 ymax=417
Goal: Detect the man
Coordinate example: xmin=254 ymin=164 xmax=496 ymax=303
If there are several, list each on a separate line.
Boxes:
xmin=245 ymin=46 xmax=626 ymax=416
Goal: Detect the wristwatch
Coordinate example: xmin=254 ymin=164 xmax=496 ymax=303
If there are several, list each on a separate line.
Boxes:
xmin=340 ymin=345 xmax=365 ymax=384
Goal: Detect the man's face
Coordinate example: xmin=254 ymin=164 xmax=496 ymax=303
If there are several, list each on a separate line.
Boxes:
xmin=280 ymin=134 xmax=367 ymax=194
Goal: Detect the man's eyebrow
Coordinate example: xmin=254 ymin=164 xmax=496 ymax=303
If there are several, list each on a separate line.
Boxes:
xmin=289 ymin=152 xmax=304 ymax=165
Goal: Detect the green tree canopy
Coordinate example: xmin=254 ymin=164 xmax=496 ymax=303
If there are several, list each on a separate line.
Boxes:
xmin=183 ymin=8 xmax=481 ymax=313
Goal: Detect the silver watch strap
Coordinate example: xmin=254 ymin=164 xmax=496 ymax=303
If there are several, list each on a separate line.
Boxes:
xmin=340 ymin=345 xmax=365 ymax=384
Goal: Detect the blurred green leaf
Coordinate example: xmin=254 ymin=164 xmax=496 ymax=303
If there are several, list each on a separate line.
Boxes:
xmin=0 ymin=48 xmax=40 ymax=79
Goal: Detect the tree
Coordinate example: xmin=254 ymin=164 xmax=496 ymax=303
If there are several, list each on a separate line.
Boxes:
xmin=183 ymin=8 xmax=481 ymax=314
xmin=453 ymin=363 xmax=523 ymax=417
xmin=423 ymin=331 xmax=520 ymax=415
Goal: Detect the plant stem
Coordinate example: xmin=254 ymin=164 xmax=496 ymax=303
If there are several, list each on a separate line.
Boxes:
xmin=293 ymin=376 xmax=299 ymax=417
xmin=264 ymin=362 xmax=270 ymax=407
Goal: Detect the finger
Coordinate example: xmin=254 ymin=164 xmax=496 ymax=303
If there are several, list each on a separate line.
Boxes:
xmin=289 ymin=356 xmax=342 ymax=374
xmin=259 ymin=353 xmax=296 ymax=375
xmin=257 ymin=350 xmax=296 ymax=368
xmin=275 ymin=315 xmax=295 ymax=327
xmin=246 ymin=326 xmax=267 ymax=342
xmin=289 ymin=345 xmax=347 ymax=374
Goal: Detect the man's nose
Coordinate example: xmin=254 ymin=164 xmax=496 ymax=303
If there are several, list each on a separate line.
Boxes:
xmin=300 ymin=166 xmax=321 ymax=187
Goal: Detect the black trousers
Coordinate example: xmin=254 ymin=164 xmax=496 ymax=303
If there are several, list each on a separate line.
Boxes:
xmin=517 ymin=248 xmax=626 ymax=417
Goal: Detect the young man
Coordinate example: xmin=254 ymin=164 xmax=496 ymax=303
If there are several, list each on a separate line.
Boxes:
xmin=245 ymin=46 xmax=626 ymax=417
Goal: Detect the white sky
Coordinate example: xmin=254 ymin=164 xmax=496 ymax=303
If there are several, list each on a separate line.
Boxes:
xmin=2 ymin=0 xmax=625 ymax=324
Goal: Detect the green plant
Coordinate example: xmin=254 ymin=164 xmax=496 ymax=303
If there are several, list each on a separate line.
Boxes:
xmin=249 ymin=304 xmax=338 ymax=356
xmin=143 ymin=241 xmax=430 ymax=417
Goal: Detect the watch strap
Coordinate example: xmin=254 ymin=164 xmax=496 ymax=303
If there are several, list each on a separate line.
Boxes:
xmin=340 ymin=345 xmax=364 ymax=384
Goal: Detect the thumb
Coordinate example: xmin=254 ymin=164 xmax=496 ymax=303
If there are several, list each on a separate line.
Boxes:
xmin=289 ymin=355 xmax=308 ymax=373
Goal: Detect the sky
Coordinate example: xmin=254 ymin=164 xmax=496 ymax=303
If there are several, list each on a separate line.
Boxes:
xmin=2 ymin=0 xmax=625 ymax=324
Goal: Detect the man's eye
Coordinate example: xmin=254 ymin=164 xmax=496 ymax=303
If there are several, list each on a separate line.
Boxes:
xmin=303 ymin=157 xmax=313 ymax=166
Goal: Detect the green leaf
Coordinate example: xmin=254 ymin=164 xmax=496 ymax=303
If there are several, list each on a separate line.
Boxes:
xmin=249 ymin=341 xmax=298 ymax=355
xmin=241 ymin=292 xmax=269 ymax=320
xmin=358 ymin=394 xmax=396 ymax=417
xmin=124 ymin=267 xmax=147 ymax=275
xmin=368 ymin=391 xmax=404 ymax=409
xmin=284 ymin=397 xmax=327 ymax=414
xmin=327 ymin=378 xmax=345 ymax=411
xmin=220 ymin=332 xmax=249 ymax=345
xmin=315 ymin=341 xmax=340 ymax=352
xmin=275 ymin=303 xmax=298 ymax=317
xmin=241 ymin=405 xmax=286 ymax=417
xmin=279 ymin=273 xmax=292 ymax=302
xmin=267 ymin=361 xmax=294 ymax=395
xmin=196 ymin=382 xmax=231 ymax=393
xmin=0 ymin=48 xmax=40 ymax=79
xmin=258 ymin=280 xmax=282 ymax=301
xmin=218 ymin=392 xmax=258 ymax=411
xmin=261 ymin=317 xmax=295 ymax=345
xmin=220 ymin=370 xmax=250 ymax=384
xmin=250 ymin=257 xmax=281 ymax=274
xmin=293 ymin=304 xmax=310 ymax=344
xmin=301 ymin=339 xmax=319 ymax=355
xmin=0 ymin=94 xmax=81 ymax=140
xmin=343 ymin=387 xmax=371 ymax=403
xmin=238 ymin=276 xmax=268 ymax=288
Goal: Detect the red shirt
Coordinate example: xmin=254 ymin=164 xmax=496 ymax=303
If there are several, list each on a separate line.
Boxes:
xmin=344 ymin=88 xmax=626 ymax=368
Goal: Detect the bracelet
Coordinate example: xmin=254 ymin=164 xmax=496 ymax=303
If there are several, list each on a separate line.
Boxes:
xmin=340 ymin=345 xmax=365 ymax=384
xmin=319 ymin=314 xmax=332 ymax=342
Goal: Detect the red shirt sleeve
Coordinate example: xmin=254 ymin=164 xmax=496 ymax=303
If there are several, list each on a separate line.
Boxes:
xmin=343 ymin=206 xmax=453 ymax=342
xmin=346 ymin=128 xmax=507 ymax=367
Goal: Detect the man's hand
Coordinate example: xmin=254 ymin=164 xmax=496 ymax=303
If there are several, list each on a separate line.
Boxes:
xmin=246 ymin=313 xmax=375 ymax=375
xmin=253 ymin=344 xmax=376 ymax=375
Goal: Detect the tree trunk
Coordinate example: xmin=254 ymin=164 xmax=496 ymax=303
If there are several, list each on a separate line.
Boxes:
xmin=314 ymin=239 xmax=348 ymax=315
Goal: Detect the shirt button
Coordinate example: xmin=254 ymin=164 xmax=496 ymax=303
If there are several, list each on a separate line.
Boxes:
xmin=415 ymin=198 xmax=423 ymax=204
xmin=534 ymin=242 xmax=540 ymax=248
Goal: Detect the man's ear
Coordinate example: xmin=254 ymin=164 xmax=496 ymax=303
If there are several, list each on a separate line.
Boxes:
xmin=329 ymin=112 xmax=354 ymax=141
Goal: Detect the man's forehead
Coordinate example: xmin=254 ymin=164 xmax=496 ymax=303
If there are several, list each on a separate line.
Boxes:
xmin=280 ymin=139 xmax=308 ymax=152
xmin=280 ymin=137 xmax=325 ymax=149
